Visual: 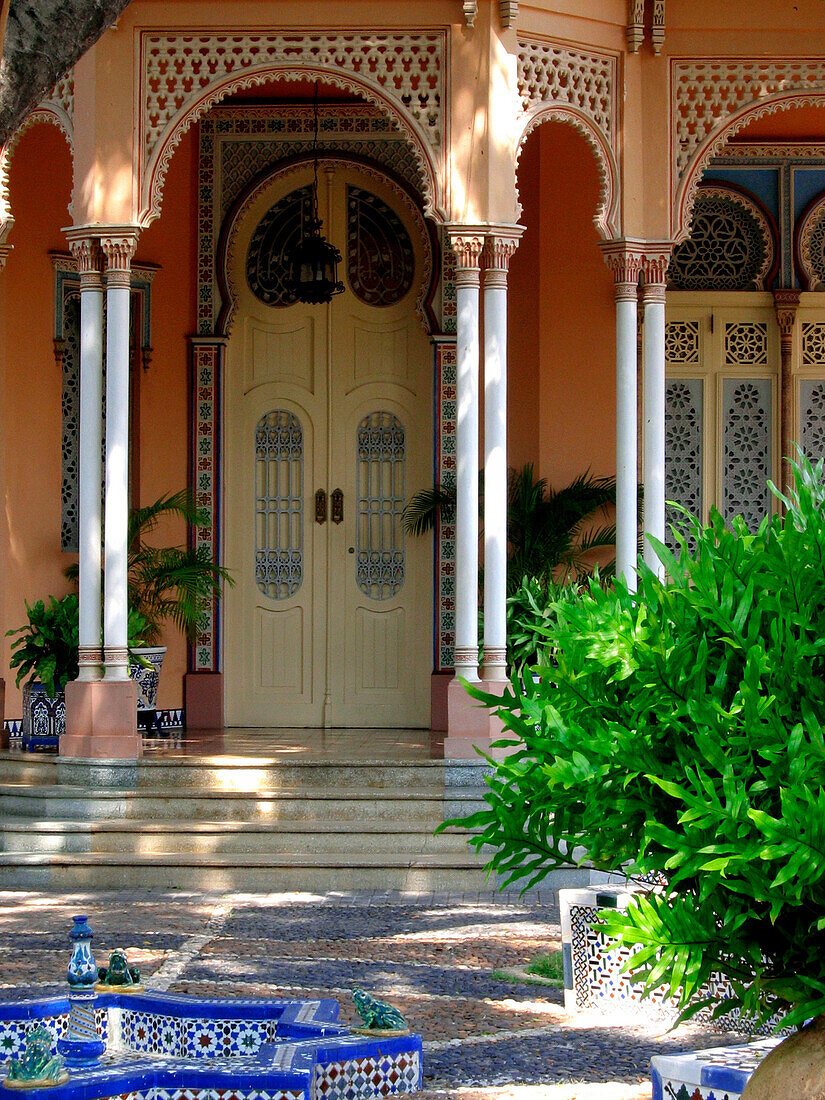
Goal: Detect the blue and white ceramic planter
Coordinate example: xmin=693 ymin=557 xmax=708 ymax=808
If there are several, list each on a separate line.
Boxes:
xmin=129 ymin=646 xmax=166 ymax=733
xmin=21 ymin=682 xmax=65 ymax=751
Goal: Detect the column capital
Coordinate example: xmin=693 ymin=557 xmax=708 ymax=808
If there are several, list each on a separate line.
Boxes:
xmin=599 ymin=239 xmax=644 ymax=299
xmin=481 ymin=227 xmax=524 ymax=281
xmin=773 ymin=287 xmax=801 ymax=341
xmin=640 ymin=241 xmax=674 ymax=288
xmin=65 ymin=235 xmax=103 ymax=287
xmin=100 ymin=228 xmax=139 ymax=287
xmin=445 ymin=225 xmax=486 ymax=271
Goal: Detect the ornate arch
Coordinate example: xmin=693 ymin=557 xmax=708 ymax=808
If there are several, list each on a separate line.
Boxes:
xmin=672 ymin=59 xmax=825 ymax=242
xmin=215 ymin=153 xmax=437 ymax=337
xmin=138 ymin=32 xmax=447 ymax=227
xmin=0 ymin=75 xmax=74 ymax=259
xmin=515 ymin=37 xmax=621 ymax=240
xmin=796 ymin=190 xmax=825 ymax=290
xmin=669 ymin=182 xmax=778 ymax=291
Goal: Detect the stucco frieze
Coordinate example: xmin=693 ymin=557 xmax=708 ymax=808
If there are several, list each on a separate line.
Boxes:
xmin=672 ymin=58 xmax=825 ymax=240
xmin=139 ymin=31 xmax=446 ymax=225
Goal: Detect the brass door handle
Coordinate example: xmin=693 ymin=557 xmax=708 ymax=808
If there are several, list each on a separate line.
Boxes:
xmin=331 ymin=488 xmax=344 ymax=524
xmin=315 ymin=489 xmax=327 ymax=524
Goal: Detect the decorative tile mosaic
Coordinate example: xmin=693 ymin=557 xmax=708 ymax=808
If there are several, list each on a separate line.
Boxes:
xmin=651 ymin=1037 xmax=780 ymax=1100
xmin=4 ymin=709 xmax=183 ymax=738
xmin=563 ymin=890 xmax=785 ymax=1037
xmin=315 ymin=1050 xmax=421 ymax=1099
xmin=180 ymin=1018 xmax=275 ymax=1058
xmin=434 ymin=338 xmax=457 ymax=670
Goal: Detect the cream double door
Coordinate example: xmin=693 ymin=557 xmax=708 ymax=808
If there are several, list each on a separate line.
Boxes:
xmin=224 ymin=164 xmax=432 ymax=728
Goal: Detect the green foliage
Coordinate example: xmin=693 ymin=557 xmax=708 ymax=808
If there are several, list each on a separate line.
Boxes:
xmin=444 ymin=453 xmax=825 ymax=1028
xmin=6 ymin=595 xmax=79 ymax=697
xmin=505 ymin=576 xmax=585 ymax=671
xmin=127 ymin=491 xmax=233 ymax=646
xmin=66 ymin=490 xmax=233 ymax=647
xmin=525 ymin=951 xmax=565 ymax=984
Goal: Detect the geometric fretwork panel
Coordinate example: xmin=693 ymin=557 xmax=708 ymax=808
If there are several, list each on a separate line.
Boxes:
xmin=255 ymin=410 xmax=303 ymax=600
xmin=60 ymin=293 xmax=81 ymax=552
xmin=668 ymin=187 xmax=773 ymax=291
xmin=665 ymin=320 xmax=700 ymax=365
xmin=725 ymin=322 xmax=768 ymax=366
xmin=800 ymin=380 xmax=825 ymax=464
xmin=347 ymin=187 xmax=415 ymax=306
xmin=722 ymin=378 xmax=772 ymax=531
xmin=665 ymin=378 xmax=703 ymax=551
xmin=802 ymin=322 xmax=825 ymax=366
xmin=356 ymin=411 xmax=405 ymax=600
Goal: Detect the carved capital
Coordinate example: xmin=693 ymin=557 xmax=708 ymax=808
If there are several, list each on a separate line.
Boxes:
xmin=640 ymin=244 xmax=673 ymax=285
xmin=66 ymin=235 xmax=102 ymax=278
xmin=481 ymin=231 xmax=523 ymax=274
xmin=600 ymin=240 xmax=644 ymax=297
xmin=446 ymin=229 xmax=485 ymax=271
xmin=773 ymin=288 xmax=801 ymax=345
xmin=100 ymin=232 xmax=138 ymax=277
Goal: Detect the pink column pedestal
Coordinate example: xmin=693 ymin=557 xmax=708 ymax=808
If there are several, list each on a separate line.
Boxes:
xmin=183 ymin=672 xmax=224 ymax=729
xmin=62 ymin=679 xmax=141 ymax=759
xmin=444 ymin=677 xmax=509 ymax=759
xmin=0 ymin=678 xmax=6 ymax=750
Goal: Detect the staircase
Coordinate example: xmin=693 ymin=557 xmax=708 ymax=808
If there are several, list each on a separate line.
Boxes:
xmin=0 ymin=753 xmax=498 ymax=891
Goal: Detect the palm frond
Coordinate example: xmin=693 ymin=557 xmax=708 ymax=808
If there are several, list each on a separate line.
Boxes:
xmin=401 ymin=486 xmax=456 ymax=536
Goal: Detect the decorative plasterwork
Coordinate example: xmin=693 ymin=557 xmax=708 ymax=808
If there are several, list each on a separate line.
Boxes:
xmin=463 ymin=2 xmax=478 ymax=26
xmin=499 ymin=2 xmax=519 ymax=29
xmin=652 ymin=0 xmax=665 ymax=56
xmin=671 ymin=58 xmax=825 ymax=241
xmin=0 ymin=72 xmax=75 ymax=264
xmin=599 ymin=239 xmax=645 ymax=298
xmin=138 ymin=31 xmax=447 ymax=225
xmin=670 ymin=185 xmax=775 ymax=291
xmin=797 ymin=194 xmax=825 ymax=290
xmin=515 ymin=37 xmax=620 ymax=239
xmin=627 ymin=0 xmax=645 ymax=53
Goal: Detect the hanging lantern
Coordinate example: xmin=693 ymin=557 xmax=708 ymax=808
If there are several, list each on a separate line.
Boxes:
xmin=287 ymin=84 xmax=345 ymax=306
xmin=289 ymin=214 xmax=344 ymax=304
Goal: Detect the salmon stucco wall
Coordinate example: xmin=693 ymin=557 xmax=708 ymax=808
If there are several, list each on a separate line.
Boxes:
xmin=1 ymin=123 xmax=74 ymax=719
xmin=132 ymin=126 xmax=198 ymax=713
xmin=509 ymin=120 xmax=616 ymax=492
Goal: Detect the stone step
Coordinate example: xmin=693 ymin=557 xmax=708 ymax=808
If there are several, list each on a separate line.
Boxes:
xmin=0 ymin=818 xmax=476 ymax=856
xmin=0 ymin=849 xmax=497 ymax=892
xmin=0 ymin=754 xmax=485 ymax=794
xmin=0 ymin=784 xmax=480 ymax=823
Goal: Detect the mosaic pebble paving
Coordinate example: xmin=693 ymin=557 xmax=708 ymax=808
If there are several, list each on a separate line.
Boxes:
xmin=0 ymin=890 xmax=753 ymax=1100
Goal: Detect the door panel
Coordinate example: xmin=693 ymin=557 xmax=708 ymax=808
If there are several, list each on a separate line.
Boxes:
xmin=225 ymin=163 xmax=431 ymax=728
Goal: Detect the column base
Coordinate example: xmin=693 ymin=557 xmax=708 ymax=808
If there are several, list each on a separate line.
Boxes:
xmin=430 ymin=671 xmax=452 ymax=732
xmin=0 ymin=678 xmax=6 ymax=750
xmin=183 ymin=672 xmax=224 ymax=729
xmin=62 ymin=679 xmax=141 ymax=759
xmin=445 ymin=676 xmax=510 ymax=758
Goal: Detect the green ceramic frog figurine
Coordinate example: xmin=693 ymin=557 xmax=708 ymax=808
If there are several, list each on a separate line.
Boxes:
xmin=5 ymin=1024 xmax=67 ymax=1085
xmin=97 ymin=948 xmax=141 ymax=989
xmin=351 ymin=988 xmax=408 ymax=1032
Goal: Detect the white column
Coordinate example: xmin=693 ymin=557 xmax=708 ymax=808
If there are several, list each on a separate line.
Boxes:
xmin=447 ymin=230 xmax=484 ymax=682
xmin=101 ymin=231 xmax=138 ymax=681
xmin=602 ymin=243 xmax=642 ymax=590
xmin=642 ymin=279 xmax=667 ymax=576
xmin=67 ymin=235 xmax=104 ymax=680
xmin=481 ymin=229 xmax=522 ymax=681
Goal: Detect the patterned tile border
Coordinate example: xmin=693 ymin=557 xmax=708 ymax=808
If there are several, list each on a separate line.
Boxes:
xmin=4 ymin=709 xmax=184 ymax=737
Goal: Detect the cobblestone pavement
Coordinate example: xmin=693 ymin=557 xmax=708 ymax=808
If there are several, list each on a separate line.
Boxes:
xmin=0 ymin=889 xmax=748 ymax=1099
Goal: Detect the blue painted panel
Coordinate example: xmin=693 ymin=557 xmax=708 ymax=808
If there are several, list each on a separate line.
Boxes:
xmin=793 ymin=166 xmax=825 ymax=220
xmin=703 ymin=167 xmax=780 ymax=223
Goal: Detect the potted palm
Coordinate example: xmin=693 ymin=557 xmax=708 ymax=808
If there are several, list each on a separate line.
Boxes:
xmin=64 ymin=490 xmax=232 ymax=731
xmin=7 ymin=594 xmax=79 ymax=750
xmin=125 ymin=491 xmax=232 ymax=730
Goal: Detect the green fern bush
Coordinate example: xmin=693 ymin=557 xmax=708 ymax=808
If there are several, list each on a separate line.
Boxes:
xmin=446 ymin=453 xmax=825 ymax=1028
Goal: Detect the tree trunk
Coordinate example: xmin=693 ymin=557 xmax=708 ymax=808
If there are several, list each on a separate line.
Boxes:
xmin=0 ymin=0 xmax=134 ymax=146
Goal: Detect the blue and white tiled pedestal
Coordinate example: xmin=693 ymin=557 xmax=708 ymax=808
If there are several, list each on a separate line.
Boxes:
xmin=651 ymin=1038 xmax=781 ymax=1100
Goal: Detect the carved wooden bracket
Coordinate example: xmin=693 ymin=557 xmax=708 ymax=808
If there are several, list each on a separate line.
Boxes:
xmin=626 ymin=0 xmax=665 ymax=55
xmin=463 ymin=1 xmax=478 ymax=26
xmin=499 ymin=2 xmax=518 ymax=28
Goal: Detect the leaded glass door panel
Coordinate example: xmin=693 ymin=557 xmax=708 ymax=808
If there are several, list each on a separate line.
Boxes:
xmin=224 ymin=163 xmax=432 ymax=728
